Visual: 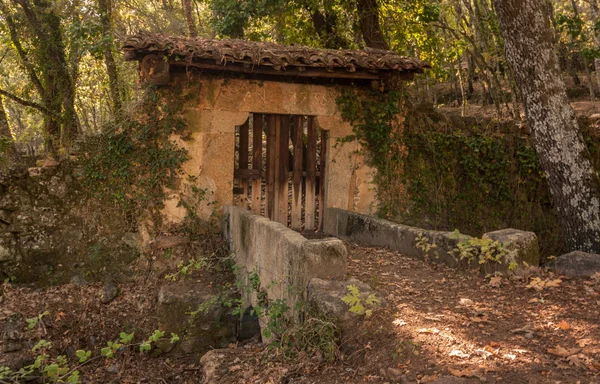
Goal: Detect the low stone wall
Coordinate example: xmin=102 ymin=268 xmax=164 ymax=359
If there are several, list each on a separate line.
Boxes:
xmin=324 ymin=208 xmax=465 ymax=267
xmin=324 ymin=208 xmax=539 ymax=270
xmin=223 ymin=206 xmax=347 ymax=320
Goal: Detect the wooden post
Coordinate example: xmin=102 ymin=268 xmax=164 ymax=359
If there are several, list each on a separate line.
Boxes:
xmin=278 ymin=115 xmax=290 ymax=225
xmin=266 ymin=115 xmax=277 ymax=221
xmin=291 ymin=116 xmax=304 ymax=230
xmin=305 ymin=117 xmax=317 ymax=232
xmin=252 ymin=114 xmax=263 ymax=215
xmin=318 ymin=129 xmax=328 ymax=231
xmin=239 ymin=120 xmax=249 ymax=210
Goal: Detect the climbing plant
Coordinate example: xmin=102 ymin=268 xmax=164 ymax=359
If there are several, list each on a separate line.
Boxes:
xmin=335 ymin=88 xmax=597 ymax=259
xmin=80 ymin=86 xmax=189 ymax=231
xmin=336 ymin=87 xmax=407 ymax=216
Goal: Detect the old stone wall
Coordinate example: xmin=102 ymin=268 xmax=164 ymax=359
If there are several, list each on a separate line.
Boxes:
xmin=324 ymin=208 xmax=539 ymax=272
xmin=223 ymin=205 xmax=346 ymax=321
xmin=0 ymin=165 xmax=140 ymax=285
xmin=161 ymin=75 xmax=378 ymax=224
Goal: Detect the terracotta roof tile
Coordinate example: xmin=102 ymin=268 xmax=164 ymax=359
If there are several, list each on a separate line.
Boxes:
xmin=122 ymin=32 xmax=430 ymax=76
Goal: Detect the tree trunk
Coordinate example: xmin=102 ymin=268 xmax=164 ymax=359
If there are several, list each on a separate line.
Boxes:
xmin=8 ymin=0 xmax=79 ymax=152
xmin=181 ymin=0 xmax=198 ymax=37
xmin=0 ymin=97 xmax=16 ymax=158
xmin=356 ymin=0 xmax=388 ymax=49
xmin=570 ymin=0 xmax=595 ymax=101
xmin=308 ymin=0 xmax=350 ymax=49
xmin=99 ymin=0 xmax=124 ymax=115
xmin=492 ymin=0 xmax=600 ymax=253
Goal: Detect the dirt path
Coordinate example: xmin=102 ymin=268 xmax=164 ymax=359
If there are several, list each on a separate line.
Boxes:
xmin=337 ymin=242 xmax=600 ymax=383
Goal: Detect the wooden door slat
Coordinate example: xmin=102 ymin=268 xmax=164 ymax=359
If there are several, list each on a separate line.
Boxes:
xmin=278 ymin=115 xmax=290 ymax=225
xmin=318 ymin=129 xmax=328 ymax=231
xmin=233 ymin=113 xmax=323 ymax=232
xmin=291 ymin=116 xmax=304 ymax=230
xmin=238 ymin=120 xmax=249 ymax=210
xmin=266 ymin=115 xmax=277 ymax=220
xmin=252 ymin=114 xmax=263 ymax=214
xmin=305 ymin=117 xmax=317 ymax=231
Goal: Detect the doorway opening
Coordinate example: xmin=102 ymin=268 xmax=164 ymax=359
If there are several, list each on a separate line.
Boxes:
xmin=233 ymin=113 xmax=328 ymax=232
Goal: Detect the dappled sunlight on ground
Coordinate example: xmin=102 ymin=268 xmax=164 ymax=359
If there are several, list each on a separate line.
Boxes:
xmin=344 ymin=242 xmax=600 ymax=383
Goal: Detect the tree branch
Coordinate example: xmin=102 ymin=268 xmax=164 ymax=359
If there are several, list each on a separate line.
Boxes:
xmin=0 ymin=88 xmax=54 ymax=116
xmin=0 ymin=2 xmax=46 ymax=96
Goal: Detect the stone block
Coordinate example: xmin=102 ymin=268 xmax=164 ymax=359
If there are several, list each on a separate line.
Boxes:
xmin=482 ymin=228 xmax=539 ymax=272
xmin=301 ymin=239 xmax=347 ymax=281
xmin=156 ymin=282 xmax=236 ymax=354
xmin=307 ymin=278 xmax=384 ymax=323
xmin=554 ymin=251 xmax=600 ymax=277
xmin=27 ymin=167 xmax=41 ymax=177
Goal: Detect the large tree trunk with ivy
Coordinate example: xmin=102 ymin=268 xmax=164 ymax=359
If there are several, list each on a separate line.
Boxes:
xmin=492 ymin=0 xmax=600 ymax=253
xmin=0 ymin=97 xmax=16 ymax=160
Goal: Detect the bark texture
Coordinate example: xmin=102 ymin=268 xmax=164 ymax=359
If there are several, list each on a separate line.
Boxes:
xmin=0 ymin=97 xmax=16 ymax=161
xmin=2 ymin=0 xmax=78 ymax=153
xmin=181 ymin=0 xmax=198 ymax=37
xmin=99 ymin=0 xmax=124 ymax=115
xmin=492 ymin=0 xmax=600 ymax=252
xmin=356 ymin=0 xmax=388 ymax=50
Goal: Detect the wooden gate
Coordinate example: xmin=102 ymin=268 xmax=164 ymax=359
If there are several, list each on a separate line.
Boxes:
xmin=233 ymin=113 xmax=328 ymax=232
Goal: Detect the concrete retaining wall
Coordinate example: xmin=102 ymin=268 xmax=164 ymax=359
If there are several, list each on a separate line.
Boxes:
xmin=223 ymin=206 xmax=347 ymax=320
xmin=324 ymin=208 xmax=540 ymax=270
xmin=324 ymin=208 xmax=466 ymax=267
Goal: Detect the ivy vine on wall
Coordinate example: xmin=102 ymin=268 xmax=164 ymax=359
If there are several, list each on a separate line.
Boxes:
xmin=336 ymin=88 xmax=407 ymax=216
xmin=335 ymin=88 xmax=600 ymax=259
xmin=79 ymin=86 xmax=191 ymax=232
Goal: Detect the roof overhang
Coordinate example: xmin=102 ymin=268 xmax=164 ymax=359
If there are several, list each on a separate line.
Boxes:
xmin=122 ymin=33 xmax=430 ymax=86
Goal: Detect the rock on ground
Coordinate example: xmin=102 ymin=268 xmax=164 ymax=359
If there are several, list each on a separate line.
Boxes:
xmin=100 ymin=281 xmax=120 ymax=304
xmin=307 ymin=278 xmax=384 ymax=323
xmin=2 ymin=313 xmax=24 ymax=353
xmin=554 ymin=250 xmax=600 ymax=277
xmin=482 ymin=228 xmax=539 ymax=272
xmin=156 ymin=281 xmax=236 ymax=354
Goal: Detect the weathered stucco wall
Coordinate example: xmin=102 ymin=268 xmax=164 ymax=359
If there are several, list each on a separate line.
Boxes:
xmin=162 ymin=75 xmax=378 ymax=223
xmin=223 ymin=205 xmax=346 ymax=320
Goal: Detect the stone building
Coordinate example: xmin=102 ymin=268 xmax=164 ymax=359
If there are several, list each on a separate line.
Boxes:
xmin=122 ymin=33 xmax=428 ymax=231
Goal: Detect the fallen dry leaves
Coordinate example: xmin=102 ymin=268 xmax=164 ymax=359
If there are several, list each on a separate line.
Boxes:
xmin=488 ymin=276 xmax=502 ymax=288
xmin=526 ymin=277 xmax=562 ymax=291
xmin=547 ymin=345 xmax=581 ymax=357
xmin=556 ymin=320 xmax=571 ymax=330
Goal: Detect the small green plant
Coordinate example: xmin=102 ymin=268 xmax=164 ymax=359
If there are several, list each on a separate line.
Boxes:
xmin=0 ymin=329 xmax=179 ymax=383
xmin=450 ymin=230 xmax=518 ymax=270
xmin=415 ymin=232 xmax=439 ymax=262
xmin=165 ymin=257 xmax=210 ymax=281
xmin=261 ymin=299 xmax=290 ymax=341
xmin=26 ymin=310 xmax=50 ymax=330
xmin=342 ymin=284 xmax=380 ymax=317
